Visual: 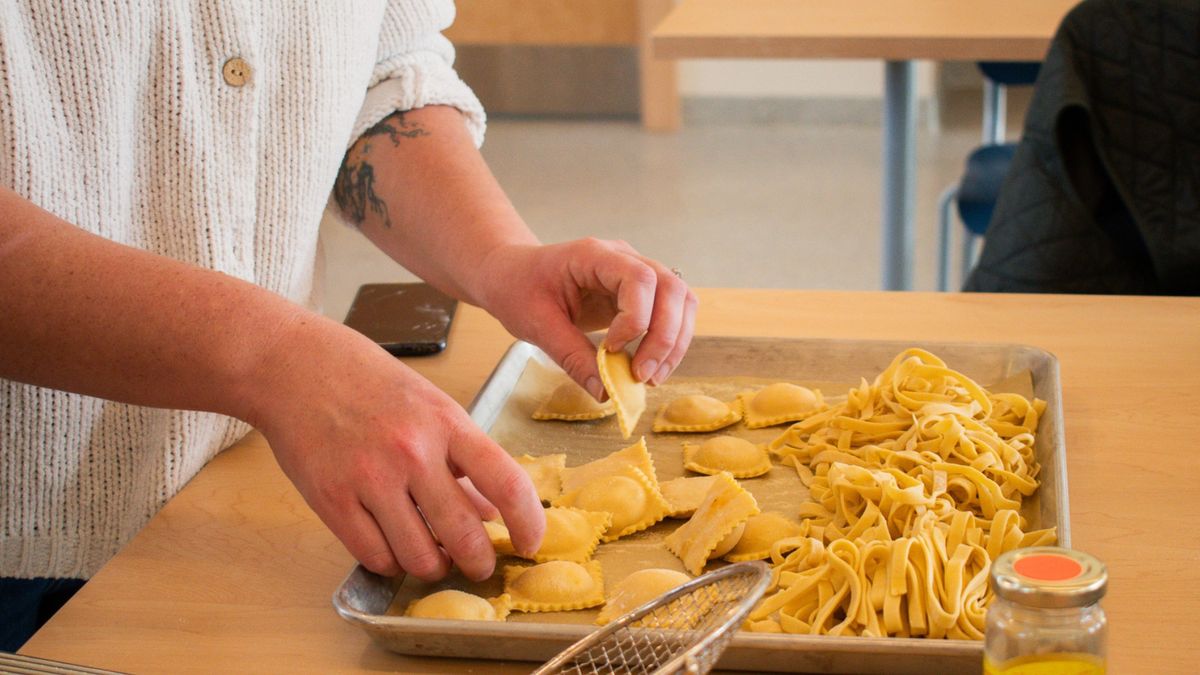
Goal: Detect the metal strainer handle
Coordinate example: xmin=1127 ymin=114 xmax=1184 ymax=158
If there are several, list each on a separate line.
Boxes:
xmin=533 ymin=561 xmax=770 ymax=675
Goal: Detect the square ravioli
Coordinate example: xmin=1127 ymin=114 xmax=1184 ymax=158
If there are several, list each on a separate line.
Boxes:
xmin=560 ymin=437 xmax=657 ymax=494
xmin=503 ymin=560 xmax=605 ymax=612
xmin=553 ymin=464 xmax=669 ymax=542
xmin=514 ymin=453 xmax=567 ymax=503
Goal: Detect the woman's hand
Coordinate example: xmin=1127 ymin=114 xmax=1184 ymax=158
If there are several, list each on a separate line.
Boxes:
xmin=475 ymin=239 xmax=698 ymax=400
xmin=245 ymin=315 xmax=545 ymax=582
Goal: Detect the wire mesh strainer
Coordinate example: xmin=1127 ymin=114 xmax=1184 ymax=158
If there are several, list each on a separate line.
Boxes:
xmin=532 ymin=561 xmax=770 ymax=675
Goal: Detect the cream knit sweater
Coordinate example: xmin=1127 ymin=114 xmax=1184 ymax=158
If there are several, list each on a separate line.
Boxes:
xmin=0 ymin=1 xmax=485 ymax=578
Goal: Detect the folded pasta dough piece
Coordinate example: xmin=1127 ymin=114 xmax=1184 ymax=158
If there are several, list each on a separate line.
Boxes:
xmin=504 ymin=560 xmax=605 ymax=612
xmin=652 ymin=394 xmax=742 ymax=433
xmin=595 ymin=568 xmax=692 ymax=625
xmin=659 ymin=474 xmax=721 ymax=518
xmin=597 ymin=346 xmax=646 ymax=438
xmin=553 ymin=465 xmax=669 ymax=542
xmin=532 ymin=381 xmax=615 ymax=421
xmin=560 ymin=437 xmax=657 ymax=494
xmin=738 ymin=383 xmax=823 ymax=429
xmin=514 ymin=453 xmax=567 ymax=503
xmin=664 ymin=472 xmax=760 ymax=575
xmin=724 ymin=512 xmax=804 ymax=562
xmin=405 ymin=590 xmax=512 ymax=622
xmin=683 ymin=435 xmax=772 ymax=478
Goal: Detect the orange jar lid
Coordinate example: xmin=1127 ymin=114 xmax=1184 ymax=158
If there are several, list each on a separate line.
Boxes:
xmin=991 ymin=547 xmax=1107 ymax=609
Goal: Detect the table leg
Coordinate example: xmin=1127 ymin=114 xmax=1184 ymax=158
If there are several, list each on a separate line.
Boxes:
xmin=882 ymin=60 xmax=918 ymax=291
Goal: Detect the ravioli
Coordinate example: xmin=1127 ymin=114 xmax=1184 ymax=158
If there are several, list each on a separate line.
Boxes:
xmin=405 ymin=589 xmax=512 ymax=622
xmin=723 ymin=511 xmax=805 ymax=562
xmin=683 ymin=436 xmax=772 ymax=478
xmin=532 ymin=382 xmax=615 ymax=421
xmin=504 ymin=560 xmax=606 ymax=612
xmin=485 ymin=507 xmax=611 ymax=563
xmin=514 ymin=453 xmax=567 ymax=503
xmin=560 ymin=437 xmax=657 ymax=494
xmin=596 ymin=346 xmax=646 ymax=438
xmin=664 ymin=472 xmax=761 ymax=575
xmin=553 ymin=465 xmax=669 ymax=542
xmin=738 ymin=383 xmax=824 ymax=429
xmin=483 ymin=519 xmax=516 ymax=556
xmin=652 ymin=394 xmax=741 ymax=433
xmin=659 ymin=475 xmax=721 ymax=519
xmin=595 ymin=568 xmax=692 ymax=625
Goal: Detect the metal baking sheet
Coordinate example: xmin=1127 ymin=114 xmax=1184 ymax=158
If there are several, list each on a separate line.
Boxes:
xmin=334 ymin=337 xmax=1068 ymax=673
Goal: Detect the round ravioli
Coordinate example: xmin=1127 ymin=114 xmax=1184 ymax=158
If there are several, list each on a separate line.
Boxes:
xmin=652 ymin=394 xmax=741 ymax=433
xmin=514 ymin=453 xmax=567 ymax=503
xmin=740 ymin=383 xmax=823 ymax=428
xmin=405 ymin=590 xmax=511 ymax=622
xmin=723 ymin=512 xmax=805 ymax=562
xmin=532 ymin=382 xmax=615 ymax=421
xmin=504 ymin=560 xmax=605 ymax=612
xmin=683 ymin=436 xmax=772 ymax=478
xmin=595 ymin=568 xmax=692 ymax=625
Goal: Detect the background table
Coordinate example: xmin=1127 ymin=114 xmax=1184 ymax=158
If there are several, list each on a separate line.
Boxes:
xmin=21 ymin=290 xmax=1200 ymax=673
xmin=652 ymin=0 xmax=1079 ymax=290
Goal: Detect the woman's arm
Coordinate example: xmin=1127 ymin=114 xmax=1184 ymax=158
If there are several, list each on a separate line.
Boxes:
xmin=0 ymin=186 xmax=544 ymax=582
xmin=333 ymin=106 xmax=698 ymax=400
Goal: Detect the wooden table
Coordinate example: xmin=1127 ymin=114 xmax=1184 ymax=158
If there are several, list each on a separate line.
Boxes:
xmin=21 ymin=290 xmax=1200 ymax=673
xmin=652 ymin=0 xmax=1080 ymax=290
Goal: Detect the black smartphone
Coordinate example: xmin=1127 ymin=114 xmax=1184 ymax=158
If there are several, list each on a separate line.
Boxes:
xmin=342 ymin=282 xmax=458 ymax=356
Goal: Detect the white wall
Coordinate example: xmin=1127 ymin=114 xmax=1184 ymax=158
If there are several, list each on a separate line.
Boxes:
xmin=679 ymin=59 xmax=936 ymax=98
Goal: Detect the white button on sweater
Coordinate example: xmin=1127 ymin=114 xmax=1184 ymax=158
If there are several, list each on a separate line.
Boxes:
xmin=0 ymin=0 xmax=485 ymax=579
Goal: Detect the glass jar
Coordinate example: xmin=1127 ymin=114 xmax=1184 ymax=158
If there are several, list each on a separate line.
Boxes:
xmin=984 ymin=546 xmax=1107 ymax=674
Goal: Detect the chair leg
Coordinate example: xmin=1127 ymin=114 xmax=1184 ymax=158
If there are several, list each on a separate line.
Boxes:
xmin=937 ymin=185 xmax=958 ymax=292
xmin=960 ymin=232 xmax=979 ymax=287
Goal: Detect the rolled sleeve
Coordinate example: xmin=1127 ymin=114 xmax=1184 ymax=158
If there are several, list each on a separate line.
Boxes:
xmin=349 ymin=0 xmax=485 ymax=148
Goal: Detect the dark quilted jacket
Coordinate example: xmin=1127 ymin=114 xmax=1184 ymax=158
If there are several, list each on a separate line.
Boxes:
xmin=965 ymin=0 xmax=1200 ymax=295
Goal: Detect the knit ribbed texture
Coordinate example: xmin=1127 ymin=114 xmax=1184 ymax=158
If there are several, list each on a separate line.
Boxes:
xmin=0 ymin=0 xmax=484 ymax=579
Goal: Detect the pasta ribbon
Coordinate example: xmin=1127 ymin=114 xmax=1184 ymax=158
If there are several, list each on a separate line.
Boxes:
xmin=754 ymin=349 xmax=1057 ymax=640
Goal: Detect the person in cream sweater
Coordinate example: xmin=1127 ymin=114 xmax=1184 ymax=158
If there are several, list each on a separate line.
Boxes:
xmin=0 ymin=1 xmax=697 ymax=649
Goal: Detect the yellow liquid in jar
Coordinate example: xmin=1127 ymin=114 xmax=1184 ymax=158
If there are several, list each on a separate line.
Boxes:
xmin=984 ymin=653 xmax=1106 ymax=675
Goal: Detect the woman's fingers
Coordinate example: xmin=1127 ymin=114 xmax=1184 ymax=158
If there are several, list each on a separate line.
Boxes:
xmin=630 ymin=260 xmax=691 ymax=383
xmin=650 ymin=287 xmax=698 ymax=385
xmin=316 ymin=499 xmax=402 ymax=577
xmin=409 ymin=465 xmax=498 ymax=581
xmin=457 ymin=476 xmax=500 ymax=521
xmin=449 ymin=426 xmax=546 ymax=558
xmin=358 ymin=490 xmax=450 ymax=581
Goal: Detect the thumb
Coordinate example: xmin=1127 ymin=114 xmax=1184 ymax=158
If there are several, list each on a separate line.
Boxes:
xmin=535 ymin=317 xmax=606 ymax=402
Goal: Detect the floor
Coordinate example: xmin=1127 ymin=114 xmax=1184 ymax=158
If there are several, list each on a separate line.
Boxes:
xmin=319 ymin=96 xmax=1022 ymax=321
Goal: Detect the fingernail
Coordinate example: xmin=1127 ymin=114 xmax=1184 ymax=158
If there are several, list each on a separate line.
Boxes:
xmin=636 ymin=359 xmax=658 ymax=383
xmin=585 ymin=377 xmax=605 ymax=401
xmin=653 ymin=362 xmax=671 ymax=385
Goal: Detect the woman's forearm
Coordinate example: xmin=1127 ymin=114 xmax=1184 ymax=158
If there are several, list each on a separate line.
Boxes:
xmin=331 ymin=105 xmax=539 ymax=308
xmin=0 ymin=185 xmax=316 ymax=422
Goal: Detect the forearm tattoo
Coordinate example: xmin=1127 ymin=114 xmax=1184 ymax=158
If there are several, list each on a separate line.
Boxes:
xmin=333 ymin=111 xmax=430 ymax=228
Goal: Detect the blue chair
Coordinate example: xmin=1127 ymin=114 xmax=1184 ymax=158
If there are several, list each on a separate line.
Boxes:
xmin=937 ymin=62 xmax=1041 ymax=291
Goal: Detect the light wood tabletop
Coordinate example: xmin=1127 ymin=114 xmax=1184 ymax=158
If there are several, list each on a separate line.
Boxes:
xmin=20 ymin=290 xmax=1200 ymax=673
xmin=651 ymin=0 xmax=1080 ymax=60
